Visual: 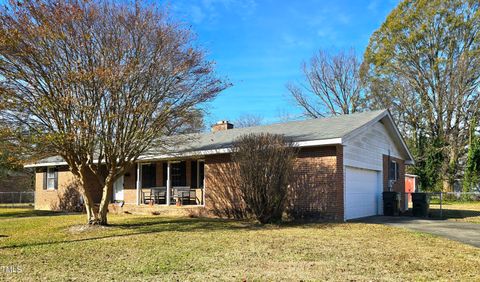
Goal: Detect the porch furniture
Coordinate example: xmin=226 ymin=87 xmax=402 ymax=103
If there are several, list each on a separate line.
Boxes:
xmin=172 ymin=186 xmax=192 ymax=205
xmin=142 ymin=187 xmax=166 ymax=205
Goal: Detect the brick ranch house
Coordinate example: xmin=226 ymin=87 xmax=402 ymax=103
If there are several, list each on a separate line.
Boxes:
xmin=25 ymin=110 xmax=414 ymax=221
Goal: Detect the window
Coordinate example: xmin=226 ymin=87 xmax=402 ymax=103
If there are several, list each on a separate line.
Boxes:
xmin=162 ymin=162 xmax=187 ymax=186
xmin=171 ymin=161 xmax=186 ymax=186
xmin=389 ymin=160 xmax=399 ymax=181
xmin=46 ymin=167 xmax=57 ymax=190
xmin=141 ymin=163 xmax=157 ymax=188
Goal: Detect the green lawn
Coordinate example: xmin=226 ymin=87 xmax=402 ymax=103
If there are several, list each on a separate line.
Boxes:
xmin=1 ymin=208 xmax=480 ymax=281
xmin=428 ymin=201 xmax=480 ymax=223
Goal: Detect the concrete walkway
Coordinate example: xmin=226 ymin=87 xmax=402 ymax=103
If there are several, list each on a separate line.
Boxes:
xmin=356 ymin=216 xmax=480 ymax=248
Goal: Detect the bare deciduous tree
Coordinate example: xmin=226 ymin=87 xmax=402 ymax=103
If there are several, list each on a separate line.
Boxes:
xmin=232 ymin=133 xmax=298 ymax=224
xmin=234 ymin=114 xmax=263 ymax=128
xmin=287 ymin=49 xmax=365 ymax=118
xmin=0 ymin=0 xmax=228 ymax=224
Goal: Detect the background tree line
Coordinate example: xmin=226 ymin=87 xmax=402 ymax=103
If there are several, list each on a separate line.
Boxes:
xmin=288 ymin=0 xmax=480 ymax=192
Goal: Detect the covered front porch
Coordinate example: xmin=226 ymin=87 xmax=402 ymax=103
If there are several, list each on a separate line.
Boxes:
xmin=113 ymin=159 xmax=205 ymax=207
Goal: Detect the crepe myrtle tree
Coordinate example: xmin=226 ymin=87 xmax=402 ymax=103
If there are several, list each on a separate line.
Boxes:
xmin=232 ymin=133 xmax=298 ymax=224
xmin=0 ymin=0 xmax=228 ymax=225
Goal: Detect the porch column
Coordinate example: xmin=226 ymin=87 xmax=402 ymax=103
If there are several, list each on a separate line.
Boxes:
xmin=166 ymin=162 xmax=171 ymax=205
xmin=136 ymin=163 xmax=142 ymax=205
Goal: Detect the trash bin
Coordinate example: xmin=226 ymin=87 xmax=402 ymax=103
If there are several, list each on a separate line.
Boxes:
xmin=383 ymin=191 xmax=400 ymax=216
xmin=411 ymin=192 xmax=429 ymax=217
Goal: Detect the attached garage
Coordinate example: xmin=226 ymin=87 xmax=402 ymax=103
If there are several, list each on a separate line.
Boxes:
xmin=345 ymin=167 xmax=381 ymax=220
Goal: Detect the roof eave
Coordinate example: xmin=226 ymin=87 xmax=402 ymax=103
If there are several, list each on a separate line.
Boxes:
xmin=138 ymin=137 xmax=343 ymax=162
xmin=24 ymin=162 xmax=68 ymax=168
xmin=25 ymin=138 xmax=345 ymax=167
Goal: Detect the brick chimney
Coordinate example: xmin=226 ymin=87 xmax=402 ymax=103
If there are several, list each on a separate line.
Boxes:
xmin=211 ymin=120 xmax=234 ymax=132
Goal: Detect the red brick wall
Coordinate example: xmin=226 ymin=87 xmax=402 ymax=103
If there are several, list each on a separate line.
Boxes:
xmin=204 ymin=146 xmax=344 ymax=220
xmin=122 ymin=165 xmax=137 ymax=204
xmin=204 ymin=154 xmax=246 ymax=218
xmin=382 ymin=155 xmax=406 ymax=211
xmin=289 ymin=145 xmax=343 ymax=220
xmin=34 ymin=166 xmax=78 ymax=210
xmin=35 ymin=148 xmax=344 ymax=218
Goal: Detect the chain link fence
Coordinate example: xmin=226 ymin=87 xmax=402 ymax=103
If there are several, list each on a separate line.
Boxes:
xmin=0 ymin=192 xmax=35 ymax=208
xmin=404 ymin=192 xmax=480 ymax=222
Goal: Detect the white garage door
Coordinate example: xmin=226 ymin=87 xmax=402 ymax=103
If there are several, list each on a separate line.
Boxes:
xmin=345 ymin=167 xmax=380 ymax=220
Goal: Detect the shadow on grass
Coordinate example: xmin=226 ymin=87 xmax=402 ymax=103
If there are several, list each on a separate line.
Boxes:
xmin=428 ymin=208 xmax=480 ymax=220
xmin=0 ymin=209 xmax=71 ymax=219
xmin=0 ymin=216 xmax=342 ymax=250
xmin=0 ymin=217 xmax=260 ymax=250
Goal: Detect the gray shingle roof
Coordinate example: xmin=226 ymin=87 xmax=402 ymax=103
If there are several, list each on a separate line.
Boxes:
xmin=155 ymin=109 xmax=388 ymax=154
xmin=27 ymin=109 xmax=391 ymax=166
xmin=34 ymin=156 xmax=65 ymax=164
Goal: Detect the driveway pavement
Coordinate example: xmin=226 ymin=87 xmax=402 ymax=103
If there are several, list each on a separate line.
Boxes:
xmin=356 ymin=216 xmax=480 ymax=248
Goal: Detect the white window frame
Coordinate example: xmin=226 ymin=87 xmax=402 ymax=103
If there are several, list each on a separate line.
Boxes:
xmin=390 ymin=161 xmax=399 ymax=181
xmin=46 ymin=167 xmax=56 ymax=190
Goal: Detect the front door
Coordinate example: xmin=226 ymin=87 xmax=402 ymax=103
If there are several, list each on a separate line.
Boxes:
xmin=113 ymin=176 xmax=124 ymax=201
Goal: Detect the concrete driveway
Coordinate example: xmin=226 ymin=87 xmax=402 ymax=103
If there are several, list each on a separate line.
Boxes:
xmin=356 ymin=216 xmax=480 ymax=248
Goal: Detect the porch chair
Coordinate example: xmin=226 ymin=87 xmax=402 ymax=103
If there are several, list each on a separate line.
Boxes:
xmin=172 ymin=186 xmax=191 ymax=205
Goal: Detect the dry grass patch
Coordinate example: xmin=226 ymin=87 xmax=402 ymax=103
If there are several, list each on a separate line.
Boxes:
xmin=0 ymin=208 xmax=479 ymax=281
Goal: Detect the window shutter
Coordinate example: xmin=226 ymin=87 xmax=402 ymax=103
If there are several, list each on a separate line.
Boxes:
xmin=54 ymin=168 xmax=59 ymax=189
xmin=43 ymin=170 xmax=47 ymax=190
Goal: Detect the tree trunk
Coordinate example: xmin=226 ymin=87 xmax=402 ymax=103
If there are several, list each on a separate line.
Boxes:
xmin=97 ymin=181 xmax=113 ymax=225
xmin=77 ymin=166 xmax=105 ymax=225
xmin=442 ymin=140 xmax=459 ymax=192
xmin=82 ymin=190 xmax=96 ymax=224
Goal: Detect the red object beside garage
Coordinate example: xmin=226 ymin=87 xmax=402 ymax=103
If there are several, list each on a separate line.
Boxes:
xmin=405 ymin=174 xmax=418 ymax=203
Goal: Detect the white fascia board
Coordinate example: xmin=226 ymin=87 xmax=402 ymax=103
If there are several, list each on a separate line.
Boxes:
xmin=25 ymin=138 xmax=344 ymax=167
xmin=138 ymin=138 xmax=343 ymax=162
xmin=295 ymin=138 xmax=342 ymax=147
xmin=384 ymin=113 xmax=415 ymax=165
xmin=137 ymin=147 xmax=233 ymax=162
xmin=24 ymin=158 xmax=100 ymax=168
xmin=24 ymin=162 xmax=68 ymax=168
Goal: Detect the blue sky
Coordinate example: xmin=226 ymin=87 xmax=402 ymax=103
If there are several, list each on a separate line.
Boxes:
xmin=168 ymin=0 xmax=400 ymax=126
